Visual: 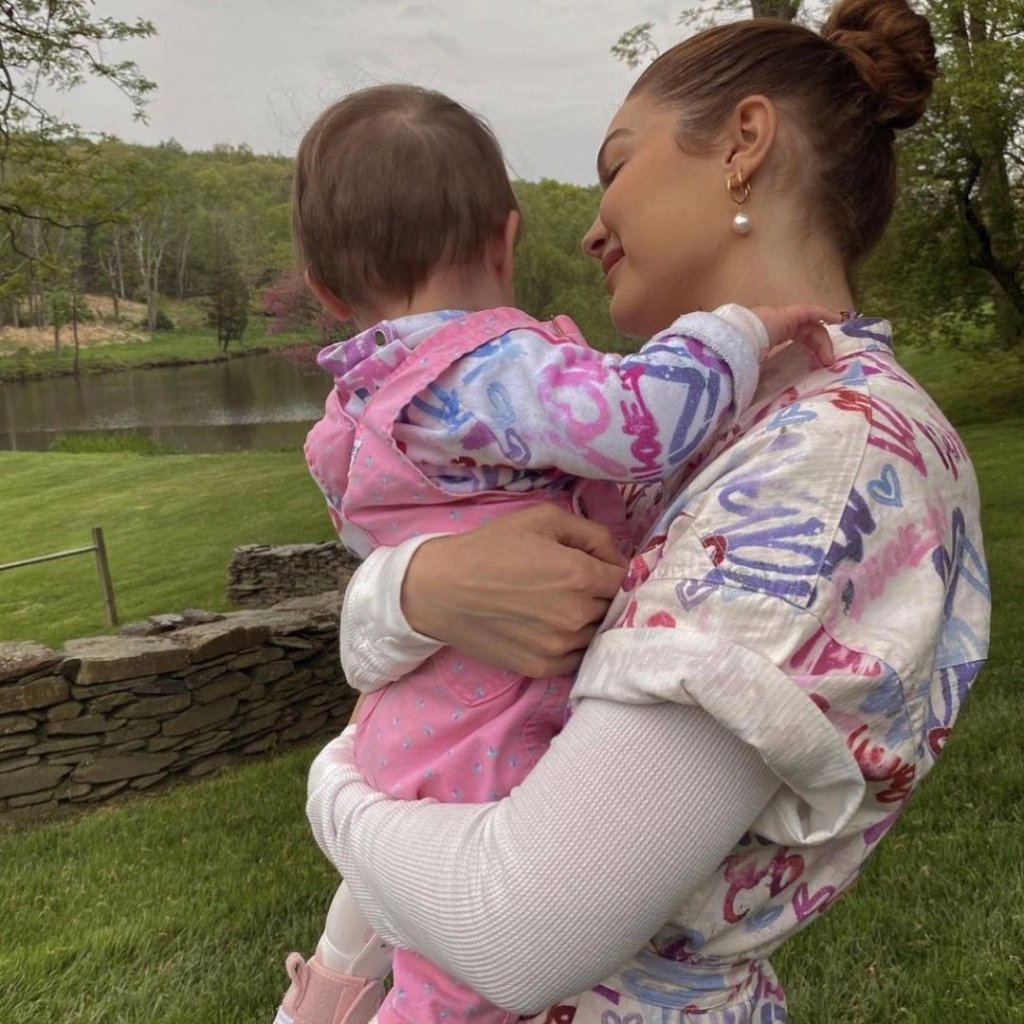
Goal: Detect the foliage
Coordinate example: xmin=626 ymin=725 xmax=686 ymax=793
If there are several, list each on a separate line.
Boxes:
xmin=203 ymin=221 xmax=250 ymax=351
xmin=151 ymin=307 xmax=174 ymax=332
xmin=863 ymin=0 xmax=1024 ymax=344
xmin=611 ymin=0 xmax=803 ymax=67
xmin=262 ymin=270 xmax=348 ymax=345
xmin=513 ymin=179 xmax=624 ymax=348
xmin=0 ymin=1 xmax=155 ymax=137
xmin=0 ymin=1 xmax=156 ymax=286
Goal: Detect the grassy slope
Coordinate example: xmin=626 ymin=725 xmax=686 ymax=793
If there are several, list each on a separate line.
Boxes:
xmin=0 ymin=450 xmax=334 ymax=646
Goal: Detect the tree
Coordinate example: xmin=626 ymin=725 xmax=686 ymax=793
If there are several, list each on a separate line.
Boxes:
xmin=0 ymin=2 xmax=156 ymax=349
xmin=0 ymin=2 xmax=154 ymax=129
xmin=512 ymin=179 xmax=626 ymax=348
xmin=0 ymin=1 xmax=155 ymax=217
xmin=612 ymin=0 xmax=799 ymax=67
xmin=202 ymin=217 xmax=249 ymax=351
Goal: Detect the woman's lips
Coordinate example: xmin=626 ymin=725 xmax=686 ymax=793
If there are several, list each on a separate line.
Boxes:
xmin=601 ymin=248 xmax=624 ymax=285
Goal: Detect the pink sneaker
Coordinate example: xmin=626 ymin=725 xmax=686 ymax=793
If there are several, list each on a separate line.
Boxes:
xmin=273 ymin=952 xmax=385 ymax=1024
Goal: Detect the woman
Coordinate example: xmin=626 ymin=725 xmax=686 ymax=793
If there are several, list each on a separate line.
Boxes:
xmin=306 ymin=1 xmax=991 ymax=1020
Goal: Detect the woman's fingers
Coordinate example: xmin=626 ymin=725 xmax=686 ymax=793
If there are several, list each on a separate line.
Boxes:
xmin=542 ymin=505 xmax=628 ymax=569
xmin=400 ymin=506 xmax=626 ymax=675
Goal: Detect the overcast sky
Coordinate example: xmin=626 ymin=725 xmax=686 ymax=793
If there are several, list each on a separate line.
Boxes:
xmin=43 ymin=1 xmax=692 ymax=186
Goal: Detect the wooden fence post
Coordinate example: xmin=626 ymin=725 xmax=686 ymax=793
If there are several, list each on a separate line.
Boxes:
xmin=91 ymin=527 xmax=119 ymax=626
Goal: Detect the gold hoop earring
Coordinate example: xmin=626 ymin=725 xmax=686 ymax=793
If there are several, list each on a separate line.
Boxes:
xmin=727 ymin=171 xmax=751 ymax=235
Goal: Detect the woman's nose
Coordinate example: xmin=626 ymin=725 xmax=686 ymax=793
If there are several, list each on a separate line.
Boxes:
xmin=581 ymin=214 xmax=607 ymax=260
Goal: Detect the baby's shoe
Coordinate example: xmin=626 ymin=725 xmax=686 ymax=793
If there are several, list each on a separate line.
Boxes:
xmin=274 ymin=951 xmax=385 ymax=1024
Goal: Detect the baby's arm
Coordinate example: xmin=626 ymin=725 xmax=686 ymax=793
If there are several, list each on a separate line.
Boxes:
xmin=396 ymin=305 xmax=832 ymax=484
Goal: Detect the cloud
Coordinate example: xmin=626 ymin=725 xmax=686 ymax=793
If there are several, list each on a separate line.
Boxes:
xmin=52 ymin=0 xmax=650 ymax=183
xmin=401 ymin=2 xmax=449 ymax=19
xmin=420 ymin=31 xmax=466 ymax=62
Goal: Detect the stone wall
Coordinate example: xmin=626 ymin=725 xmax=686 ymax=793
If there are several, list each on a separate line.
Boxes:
xmin=226 ymin=542 xmax=361 ymax=608
xmin=0 ymin=592 xmax=355 ymax=816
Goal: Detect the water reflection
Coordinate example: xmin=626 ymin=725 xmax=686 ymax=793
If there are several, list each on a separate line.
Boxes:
xmin=0 ymin=354 xmax=332 ymax=453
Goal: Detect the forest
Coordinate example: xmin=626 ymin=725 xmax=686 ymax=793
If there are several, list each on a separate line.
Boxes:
xmin=0 ymin=130 xmax=625 ymax=355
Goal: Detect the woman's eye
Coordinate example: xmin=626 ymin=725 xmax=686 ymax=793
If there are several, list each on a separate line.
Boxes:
xmin=599 ymin=163 xmax=622 ymax=189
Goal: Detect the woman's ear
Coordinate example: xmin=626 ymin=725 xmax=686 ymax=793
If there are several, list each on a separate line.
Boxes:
xmin=721 ymin=95 xmax=778 ymax=180
xmin=304 ymin=268 xmax=354 ymax=322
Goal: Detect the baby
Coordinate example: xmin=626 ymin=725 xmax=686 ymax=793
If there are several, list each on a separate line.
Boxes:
xmin=277 ymin=83 xmax=833 ymax=1024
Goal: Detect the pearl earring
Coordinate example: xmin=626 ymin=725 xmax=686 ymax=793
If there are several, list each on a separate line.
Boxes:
xmin=727 ymin=171 xmax=751 ymax=235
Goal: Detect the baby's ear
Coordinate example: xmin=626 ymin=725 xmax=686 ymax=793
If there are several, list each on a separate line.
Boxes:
xmin=305 ymin=268 xmax=354 ymax=322
xmin=493 ymin=209 xmax=520 ymax=281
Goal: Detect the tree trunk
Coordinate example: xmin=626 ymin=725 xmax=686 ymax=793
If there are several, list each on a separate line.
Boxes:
xmin=72 ymin=294 xmax=81 ymax=375
xmin=114 ymin=235 xmax=125 ymax=299
xmin=177 ymin=230 xmax=190 ymax=300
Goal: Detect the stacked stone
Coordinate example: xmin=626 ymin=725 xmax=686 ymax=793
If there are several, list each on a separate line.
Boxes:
xmin=226 ymin=542 xmax=362 ymax=608
xmin=0 ymin=592 xmax=355 ymax=816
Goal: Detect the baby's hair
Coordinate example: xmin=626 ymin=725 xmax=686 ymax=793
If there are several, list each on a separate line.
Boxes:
xmin=293 ymin=84 xmax=519 ymax=311
xmin=629 ymin=0 xmax=938 ymax=266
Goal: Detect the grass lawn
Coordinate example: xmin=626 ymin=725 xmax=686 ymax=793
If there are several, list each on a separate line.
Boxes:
xmin=0 ymin=450 xmax=334 ymax=646
xmin=0 ymin=351 xmax=1021 ymax=1021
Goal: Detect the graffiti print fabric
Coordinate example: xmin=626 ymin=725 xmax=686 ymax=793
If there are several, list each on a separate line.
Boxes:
xmin=555 ymin=318 xmax=989 ymax=1022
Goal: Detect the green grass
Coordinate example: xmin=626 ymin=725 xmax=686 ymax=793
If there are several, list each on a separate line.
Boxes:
xmin=0 ymin=351 xmax=1021 ymax=1022
xmin=0 ymin=450 xmax=334 ymax=646
xmin=0 ymin=328 xmax=316 ymax=383
xmin=899 ymin=342 xmax=1024 ymax=429
xmin=0 ymin=746 xmax=333 ymax=1024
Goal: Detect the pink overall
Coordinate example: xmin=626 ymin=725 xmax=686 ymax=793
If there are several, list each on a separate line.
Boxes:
xmin=321 ymin=309 xmax=627 ymax=1024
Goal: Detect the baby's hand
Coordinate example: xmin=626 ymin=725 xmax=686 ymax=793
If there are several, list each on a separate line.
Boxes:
xmin=752 ymin=304 xmax=840 ymax=366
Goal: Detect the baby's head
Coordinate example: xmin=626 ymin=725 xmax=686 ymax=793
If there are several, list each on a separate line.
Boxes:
xmin=293 ymin=84 xmax=519 ymax=322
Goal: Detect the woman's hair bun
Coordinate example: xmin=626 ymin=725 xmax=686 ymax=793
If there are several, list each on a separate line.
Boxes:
xmin=822 ymin=0 xmax=939 ymax=130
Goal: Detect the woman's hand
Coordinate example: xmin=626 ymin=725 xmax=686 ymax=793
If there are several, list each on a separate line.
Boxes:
xmin=400 ymin=505 xmax=627 ymax=678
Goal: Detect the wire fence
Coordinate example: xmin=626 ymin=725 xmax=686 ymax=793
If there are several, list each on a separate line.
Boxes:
xmin=0 ymin=527 xmax=118 ymax=626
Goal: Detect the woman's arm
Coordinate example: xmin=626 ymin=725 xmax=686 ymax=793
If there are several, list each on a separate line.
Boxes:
xmin=338 ymin=537 xmax=447 ymax=692
xmin=307 ymin=697 xmax=779 ymax=1014
xmin=339 ymin=507 xmax=627 ymax=686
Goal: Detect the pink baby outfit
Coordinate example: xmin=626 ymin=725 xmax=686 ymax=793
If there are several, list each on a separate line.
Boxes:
xmin=307 ymin=308 xmax=628 ymax=1024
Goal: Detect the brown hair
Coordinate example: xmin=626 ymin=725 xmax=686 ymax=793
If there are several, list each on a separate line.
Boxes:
xmin=629 ymin=0 xmax=938 ymax=265
xmin=293 ymin=84 xmax=519 ymax=310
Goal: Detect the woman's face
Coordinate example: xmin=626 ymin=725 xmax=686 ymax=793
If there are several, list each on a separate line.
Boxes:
xmin=582 ymin=94 xmax=731 ymax=338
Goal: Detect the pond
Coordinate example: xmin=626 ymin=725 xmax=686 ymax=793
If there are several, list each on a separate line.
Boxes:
xmin=0 ymin=353 xmax=332 ymax=453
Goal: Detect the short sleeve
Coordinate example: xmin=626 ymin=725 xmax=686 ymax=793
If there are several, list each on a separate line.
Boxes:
xmin=571 ymin=530 xmax=867 ymax=846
